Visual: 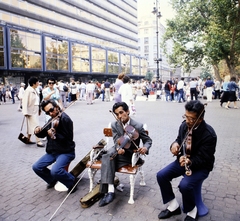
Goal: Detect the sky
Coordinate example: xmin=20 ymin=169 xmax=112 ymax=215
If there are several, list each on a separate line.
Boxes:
xmin=137 ymin=0 xmax=176 ymax=27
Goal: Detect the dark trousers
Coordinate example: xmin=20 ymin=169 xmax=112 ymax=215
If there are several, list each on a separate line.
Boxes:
xmin=190 ymin=88 xmax=198 ymax=100
xmin=100 ymin=147 xmax=132 ymax=193
xmin=156 ymin=159 xmax=209 ymax=213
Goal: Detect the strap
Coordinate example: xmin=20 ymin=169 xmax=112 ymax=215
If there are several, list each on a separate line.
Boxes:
xmin=20 ymin=116 xmax=25 ymax=132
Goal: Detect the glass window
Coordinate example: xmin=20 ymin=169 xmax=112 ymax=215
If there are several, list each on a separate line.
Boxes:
xmin=10 ymin=28 xmax=42 ymax=69
xmin=0 ymin=27 xmax=3 ymax=46
xmin=91 ymin=47 xmax=106 ymax=73
xmin=72 ymin=42 xmax=90 ymax=72
xmin=0 ymin=49 xmax=4 ymax=67
xmin=45 ymin=36 xmax=69 ymax=71
xmin=120 ymin=54 xmax=130 ymax=74
xmin=107 ymin=51 xmax=119 ymax=74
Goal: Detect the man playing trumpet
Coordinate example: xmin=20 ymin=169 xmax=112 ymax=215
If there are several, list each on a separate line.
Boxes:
xmin=156 ymin=100 xmax=217 ymax=221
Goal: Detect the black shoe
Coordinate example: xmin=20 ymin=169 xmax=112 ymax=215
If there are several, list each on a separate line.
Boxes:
xmin=99 ymin=192 xmax=115 ymax=207
xmin=220 ymin=102 xmax=222 ymax=107
xmin=47 ymin=180 xmax=57 ymax=189
xmin=27 ymin=141 xmax=36 ymax=145
xmin=37 ymin=142 xmax=45 ymax=147
xmin=184 ymin=215 xmax=196 ymax=221
xmin=68 ymin=178 xmax=79 ymax=194
xmin=158 ymin=206 xmax=181 ymax=219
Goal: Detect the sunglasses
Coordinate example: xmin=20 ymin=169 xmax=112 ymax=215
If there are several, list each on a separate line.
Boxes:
xmin=45 ymin=107 xmax=55 ymax=115
xmin=48 ymin=82 xmax=55 ymax=85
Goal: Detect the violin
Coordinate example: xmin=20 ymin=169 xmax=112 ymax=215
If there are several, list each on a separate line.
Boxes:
xmin=117 ymin=125 xmax=139 ymax=149
xmin=49 ymin=113 xmax=61 ymax=139
xmin=109 ymin=109 xmax=141 ymax=160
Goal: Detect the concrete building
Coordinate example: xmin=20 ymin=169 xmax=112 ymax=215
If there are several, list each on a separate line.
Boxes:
xmin=0 ymin=0 xmax=147 ymax=85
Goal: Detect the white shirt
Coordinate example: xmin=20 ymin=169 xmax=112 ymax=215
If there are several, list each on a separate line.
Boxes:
xmin=118 ymin=83 xmax=133 ymax=106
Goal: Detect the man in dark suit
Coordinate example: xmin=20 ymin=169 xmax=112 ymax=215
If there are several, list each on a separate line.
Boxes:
xmin=99 ymin=102 xmax=152 ymax=207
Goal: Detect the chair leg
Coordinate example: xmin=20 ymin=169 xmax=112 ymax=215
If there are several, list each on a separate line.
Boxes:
xmin=138 ymin=167 xmax=146 ymax=186
xmin=88 ymin=168 xmax=98 ymax=192
xmin=128 ymin=174 xmax=136 ymax=204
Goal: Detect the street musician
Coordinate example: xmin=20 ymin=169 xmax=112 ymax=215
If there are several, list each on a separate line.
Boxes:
xmin=156 ymin=100 xmax=217 ymax=221
xmin=32 ymin=99 xmax=78 ymax=194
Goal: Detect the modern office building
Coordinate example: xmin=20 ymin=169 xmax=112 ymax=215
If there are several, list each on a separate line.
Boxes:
xmin=0 ymin=0 xmax=147 ymax=85
xmin=138 ymin=14 xmax=174 ymax=82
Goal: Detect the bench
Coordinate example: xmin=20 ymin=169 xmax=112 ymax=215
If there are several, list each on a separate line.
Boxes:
xmin=86 ymin=123 xmax=148 ymax=204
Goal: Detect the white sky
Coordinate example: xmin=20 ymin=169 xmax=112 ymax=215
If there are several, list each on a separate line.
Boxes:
xmin=137 ymin=0 xmax=175 ymax=27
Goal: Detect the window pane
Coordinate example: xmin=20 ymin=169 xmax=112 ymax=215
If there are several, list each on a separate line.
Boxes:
xmin=92 ymin=47 xmax=106 ymax=73
xmin=0 ymin=51 xmax=4 ymax=67
xmin=11 ymin=49 xmax=26 ymax=68
xmin=0 ymin=28 xmax=3 ymax=46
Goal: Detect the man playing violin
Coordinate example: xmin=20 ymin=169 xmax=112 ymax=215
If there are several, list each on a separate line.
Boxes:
xmin=99 ymin=102 xmax=152 ymax=207
xmin=156 ymin=100 xmax=217 ymax=221
xmin=32 ymin=99 xmax=78 ymax=193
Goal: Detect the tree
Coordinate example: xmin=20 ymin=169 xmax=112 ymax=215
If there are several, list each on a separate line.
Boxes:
xmin=163 ymin=0 xmax=240 ymax=79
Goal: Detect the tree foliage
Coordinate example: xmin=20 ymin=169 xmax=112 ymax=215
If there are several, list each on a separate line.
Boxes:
xmin=163 ymin=0 xmax=240 ymax=79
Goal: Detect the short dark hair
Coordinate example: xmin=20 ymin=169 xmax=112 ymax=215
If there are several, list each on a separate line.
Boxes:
xmin=185 ymin=100 xmax=205 ymax=118
xmin=47 ymin=77 xmax=56 ymax=84
xmin=28 ymin=77 xmax=39 ymax=86
xmin=41 ymin=99 xmax=60 ymax=111
xmin=122 ymin=75 xmax=130 ymax=84
xmin=112 ymin=102 xmax=129 ymax=113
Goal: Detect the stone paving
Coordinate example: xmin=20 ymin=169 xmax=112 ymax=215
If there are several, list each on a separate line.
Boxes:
xmin=0 ymin=97 xmax=239 ymax=221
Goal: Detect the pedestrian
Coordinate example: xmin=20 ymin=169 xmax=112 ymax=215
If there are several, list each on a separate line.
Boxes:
xmin=32 ymin=99 xmax=78 ymax=193
xmin=98 ymin=102 xmax=152 ymax=207
xmin=204 ymin=77 xmax=215 ymax=102
xmin=104 ymin=79 xmax=111 ymax=102
xmin=189 ymin=78 xmax=198 ymax=101
xmin=214 ymin=79 xmax=221 ymax=99
xmin=0 ymin=83 xmax=6 ymax=104
xmin=225 ymin=76 xmax=239 ymax=109
xmin=18 ymin=82 xmax=25 ymax=111
xmin=22 ymin=77 xmax=44 ymax=147
xmin=220 ymin=76 xmax=230 ymax=107
xmin=156 ymin=100 xmax=217 ymax=221
xmin=118 ymin=75 xmax=135 ymax=115
xmin=57 ymin=80 xmax=68 ymax=108
xmin=177 ymin=77 xmax=186 ymax=103
xmin=86 ymin=80 xmax=95 ymax=104
xmin=113 ymin=73 xmax=125 ymax=103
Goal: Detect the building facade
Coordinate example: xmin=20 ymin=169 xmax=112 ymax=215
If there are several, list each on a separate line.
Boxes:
xmin=138 ymin=14 xmax=173 ymax=82
xmin=0 ymin=0 xmax=147 ymax=86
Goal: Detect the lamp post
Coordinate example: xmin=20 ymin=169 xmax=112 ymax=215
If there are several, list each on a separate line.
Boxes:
xmin=152 ymin=0 xmax=162 ymax=81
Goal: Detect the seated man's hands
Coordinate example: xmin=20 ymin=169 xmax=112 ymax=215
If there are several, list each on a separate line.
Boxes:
xmin=34 ymin=126 xmax=42 ymax=134
xmin=117 ymin=148 xmax=125 ymax=155
xmin=137 ymin=147 xmax=147 ymax=155
xmin=179 ymin=156 xmax=192 ymax=167
xmin=171 ymin=142 xmax=180 ymax=156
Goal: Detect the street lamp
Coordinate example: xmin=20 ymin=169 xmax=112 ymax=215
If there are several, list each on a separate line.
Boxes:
xmin=152 ymin=0 xmax=162 ymax=81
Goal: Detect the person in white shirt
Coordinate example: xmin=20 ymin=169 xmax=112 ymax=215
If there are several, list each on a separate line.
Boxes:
xmin=118 ymin=75 xmax=135 ymax=115
xmin=177 ymin=77 xmax=185 ymax=103
xmin=86 ymin=80 xmax=96 ymax=104
xmin=18 ymin=82 xmax=25 ymax=111
xmin=79 ymin=82 xmax=86 ymax=101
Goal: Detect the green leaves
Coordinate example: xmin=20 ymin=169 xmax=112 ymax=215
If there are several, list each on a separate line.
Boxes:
xmin=163 ymin=0 xmax=240 ymax=77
